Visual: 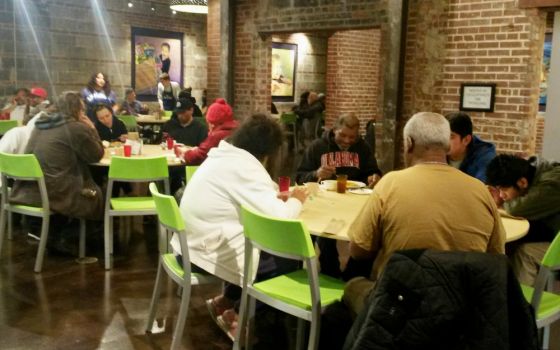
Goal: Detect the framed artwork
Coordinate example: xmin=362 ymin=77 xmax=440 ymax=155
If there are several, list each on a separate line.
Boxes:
xmin=131 ymin=27 xmax=183 ymax=101
xmin=459 ymin=83 xmax=496 ymax=112
xmin=271 ymin=42 xmax=297 ymax=102
xmin=539 ymin=33 xmax=552 ymax=112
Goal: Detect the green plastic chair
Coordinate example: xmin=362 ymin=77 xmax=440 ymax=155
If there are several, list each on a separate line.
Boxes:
xmin=520 ymin=233 xmax=560 ymax=348
xmin=234 ymin=206 xmax=345 ymax=350
xmin=104 ymin=156 xmax=170 ymax=270
xmin=145 ymin=183 xmax=217 ymax=349
xmin=280 ymin=112 xmax=299 ymax=153
xmin=0 ymin=153 xmax=86 ymax=272
xmin=163 ymin=111 xmax=173 ymax=119
xmin=117 ymin=115 xmax=138 ymax=132
xmin=185 ymin=165 xmax=199 ymax=183
xmin=0 ymin=120 xmax=18 ymax=135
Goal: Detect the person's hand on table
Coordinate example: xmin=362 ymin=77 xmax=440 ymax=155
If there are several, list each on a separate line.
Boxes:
xmin=290 ymin=186 xmax=309 ymax=204
xmin=316 ymin=165 xmax=336 ymax=181
xmin=118 ymin=134 xmax=128 ymax=143
xmin=174 ymin=145 xmax=194 ymax=159
xmin=367 ymin=173 xmax=381 ymax=188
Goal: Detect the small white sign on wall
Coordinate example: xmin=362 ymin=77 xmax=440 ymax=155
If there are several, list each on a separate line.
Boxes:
xmin=459 ymin=83 xmax=496 ymax=112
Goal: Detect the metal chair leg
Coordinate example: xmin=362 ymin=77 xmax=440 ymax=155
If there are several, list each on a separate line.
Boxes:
xmin=7 ymin=211 xmax=13 ymax=240
xmin=0 ymin=205 xmax=6 ymax=255
xmin=170 ymin=278 xmax=192 ymax=350
xmin=233 ymin=289 xmax=250 ymax=350
xmin=146 ymin=261 xmax=165 ymax=332
xmin=104 ymin=214 xmax=111 ymax=270
xmin=79 ymin=219 xmax=86 ymax=258
xmin=34 ymin=215 xmax=49 ymax=273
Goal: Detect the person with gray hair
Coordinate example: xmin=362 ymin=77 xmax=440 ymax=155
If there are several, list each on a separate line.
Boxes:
xmin=341 ymin=111 xmax=505 ymax=319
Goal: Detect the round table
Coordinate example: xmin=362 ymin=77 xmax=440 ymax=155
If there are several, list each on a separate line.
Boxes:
xmin=94 ymin=144 xmax=184 ymax=166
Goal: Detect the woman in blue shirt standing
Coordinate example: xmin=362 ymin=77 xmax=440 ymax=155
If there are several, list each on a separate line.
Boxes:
xmin=81 ymin=72 xmax=117 ymax=121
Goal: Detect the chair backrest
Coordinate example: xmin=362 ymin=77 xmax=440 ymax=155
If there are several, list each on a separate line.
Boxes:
xmin=240 ymin=205 xmax=315 ymax=259
xmin=163 ymin=111 xmax=173 ymax=119
xmin=108 ymin=156 xmax=169 ymax=181
xmin=185 ymin=165 xmax=199 ymax=183
xmin=0 ymin=152 xmax=49 ymax=211
xmin=280 ymin=112 xmax=297 ymax=125
xmin=0 ymin=152 xmax=44 ymax=179
xmin=117 ymin=115 xmax=138 ymax=131
xmin=149 ymin=182 xmax=185 ymax=231
xmin=541 ymin=231 xmax=560 ymax=270
xmin=0 ymin=120 xmax=19 ymax=135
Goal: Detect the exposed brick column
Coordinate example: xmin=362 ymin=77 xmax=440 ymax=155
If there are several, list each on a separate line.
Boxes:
xmin=207 ymin=0 xmax=221 ymax=102
xmin=326 ymin=29 xmax=381 ymax=134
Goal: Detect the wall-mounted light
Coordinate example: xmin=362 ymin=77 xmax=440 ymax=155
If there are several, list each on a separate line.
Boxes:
xmin=127 ymin=1 xmax=133 ymax=8
xmin=170 ymin=0 xmax=208 ymax=14
xmin=151 ymin=2 xmax=156 ymax=11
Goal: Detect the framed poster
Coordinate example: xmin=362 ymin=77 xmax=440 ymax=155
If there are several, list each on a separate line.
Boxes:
xmin=131 ymin=27 xmax=183 ymax=101
xmin=271 ymin=42 xmax=297 ymax=102
xmin=539 ymin=33 xmax=552 ymax=112
xmin=459 ymin=83 xmax=496 ymax=112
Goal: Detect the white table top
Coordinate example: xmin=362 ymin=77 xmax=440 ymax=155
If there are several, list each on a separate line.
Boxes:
xmin=94 ymin=144 xmax=184 ymax=166
xmin=298 ymin=189 xmax=530 ymax=243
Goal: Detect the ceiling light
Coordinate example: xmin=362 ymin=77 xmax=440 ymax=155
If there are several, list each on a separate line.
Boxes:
xmin=170 ymin=0 xmax=208 ymax=14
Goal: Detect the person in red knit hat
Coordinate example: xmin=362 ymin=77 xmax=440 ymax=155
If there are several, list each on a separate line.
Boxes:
xmin=176 ymin=98 xmax=239 ymax=165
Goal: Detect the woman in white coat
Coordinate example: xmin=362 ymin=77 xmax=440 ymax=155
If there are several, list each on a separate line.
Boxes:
xmin=174 ymin=113 xmax=308 ymax=339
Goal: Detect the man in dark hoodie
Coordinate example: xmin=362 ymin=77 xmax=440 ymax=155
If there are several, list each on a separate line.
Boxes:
xmin=487 ymin=154 xmax=560 ymax=285
xmin=446 ymin=112 xmax=496 ymax=183
xmin=296 ymin=114 xmax=381 ymax=185
xmin=296 ymin=114 xmax=382 ymax=278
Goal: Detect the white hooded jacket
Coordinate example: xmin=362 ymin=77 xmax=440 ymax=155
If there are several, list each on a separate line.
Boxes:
xmin=172 ymin=140 xmax=302 ymax=286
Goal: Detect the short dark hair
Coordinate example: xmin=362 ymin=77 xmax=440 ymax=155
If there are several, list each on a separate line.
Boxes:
xmin=486 ymin=154 xmax=535 ymax=188
xmin=14 ymin=88 xmax=30 ymax=96
xmin=446 ymin=112 xmax=473 ymax=138
xmin=161 ymin=42 xmax=170 ymax=50
xmin=93 ymin=103 xmax=112 ymax=116
xmin=125 ymin=88 xmax=135 ymax=96
xmin=230 ymin=114 xmax=284 ymax=162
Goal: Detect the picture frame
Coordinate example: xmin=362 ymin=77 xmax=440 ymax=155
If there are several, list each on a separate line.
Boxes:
xmin=271 ymin=42 xmax=298 ymax=102
xmin=131 ymin=27 xmax=184 ymax=101
xmin=539 ymin=32 xmax=552 ymax=112
xmin=459 ymin=83 xmax=496 ymax=112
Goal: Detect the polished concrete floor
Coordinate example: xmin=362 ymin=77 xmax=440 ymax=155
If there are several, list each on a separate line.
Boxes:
xmin=0 ymin=223 xmax=233 ymax=350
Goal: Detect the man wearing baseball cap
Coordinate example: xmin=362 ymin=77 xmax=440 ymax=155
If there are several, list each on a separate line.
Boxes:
xmin=162 ymin=97 xmax=208 ymax=193
xmin=24 ymin=87 xmax=50 ymax=125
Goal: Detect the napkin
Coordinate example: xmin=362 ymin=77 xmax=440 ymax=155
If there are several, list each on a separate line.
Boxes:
xmin=324 ymin=218 xmax=346 ymax=235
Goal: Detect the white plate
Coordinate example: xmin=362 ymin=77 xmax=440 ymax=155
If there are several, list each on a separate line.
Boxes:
xmin=320 ymin=180 xmax=367 ymax=191
xmin=348 ymin=188 xmax=373 ymax=195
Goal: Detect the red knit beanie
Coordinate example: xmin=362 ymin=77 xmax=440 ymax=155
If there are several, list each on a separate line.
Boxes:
xmin=206 ymin=98 xmax=233 ymax=125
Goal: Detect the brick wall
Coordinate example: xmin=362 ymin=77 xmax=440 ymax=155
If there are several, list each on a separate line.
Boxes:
xmin=233 ymin=0 xmax=388 ymax=122
xmin=326 ymin=29 xmax=381 ymax=133
xmin=206 ymin=0 xmax=220 ymax=102
xmin=0 ymin=0 xmax=207 ymax=103
xmin=402 ymin=0 xmax=546 ymax=159
xmin=271 ymin=32 xmax=328 ymax=114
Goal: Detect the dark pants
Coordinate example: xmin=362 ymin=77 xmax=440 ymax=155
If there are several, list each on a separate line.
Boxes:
xmin=317 ymin=237 xmax=374 ymax=281
xmin=223 ymin=251 xmax=300 ymax=310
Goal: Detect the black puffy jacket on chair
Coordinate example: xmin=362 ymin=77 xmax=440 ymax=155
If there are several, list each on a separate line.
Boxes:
xmin=344 ymin=250 xmax=538 ymax=350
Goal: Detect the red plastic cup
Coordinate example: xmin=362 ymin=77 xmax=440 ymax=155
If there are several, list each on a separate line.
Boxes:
xmin=278 ymin=176 xmax=291 ymax=193
xmin=123 ymin=144 xmax=132 ymax=157
xmin=166 ymin=137 xmax=174 ymax=150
